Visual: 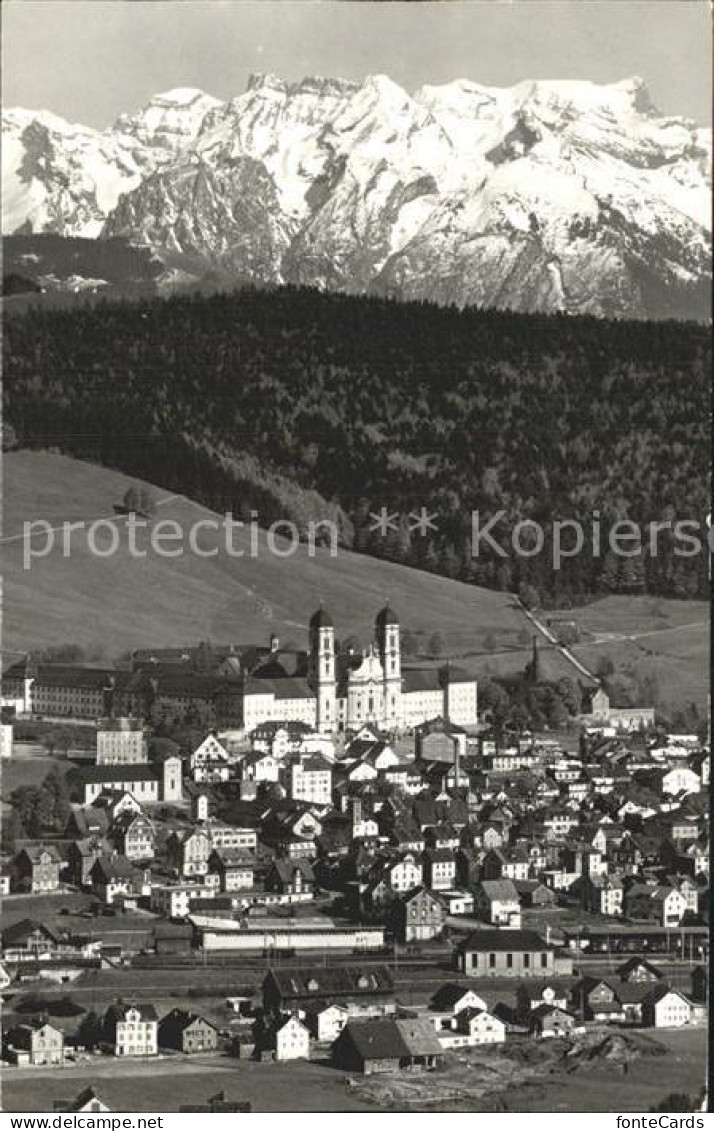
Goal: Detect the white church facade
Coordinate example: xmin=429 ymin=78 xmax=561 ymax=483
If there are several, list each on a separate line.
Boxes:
xmin=241 ymin=605 xmax=477 ymax=735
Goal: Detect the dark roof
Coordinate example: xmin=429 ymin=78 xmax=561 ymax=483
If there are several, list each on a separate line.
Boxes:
xmin=104 ymin=1001 xmax=157 ymax=1023
xmin=1 ymin=918 xmax=61 ymax=946
xmin=645 ymin=984 xmax=690 ymax=1006
xmin=375 ymin=603 xmax=399 ymax=627
xmin=417 ymin=715 xmax=467 ymax=737
xmin=458 ymin=929 xmax=554 ymax=953
xmin=90 ymin=855 xmax=138 ymax=881
xmin=64 ymin=1088 xmax=109 ymax=1113
xmin=266 ymin=965 xmax=394 ymax=999
xmin=402 ymin=668 xmax=442 ymax=694
xmin=33 ymin=665 xmax=116 ymax=690
xmin=80 ymin=765 xmax=160 ymax=783
xmin=153 ymin=921 xmax=194 ymax=940
xmin=616 ymin=957 xmax=664 ymax=980
xmin=269 ymin=858 xmax=315 ymax=883
xmin=158 ymin=1008 xmax=217 ymax=1036
xmin=479 ymin=879 xmax=520 ymax=902
xmin=336 ymin=1017 xmax=441 ymax=1060
xmin=430 ymin=983 xmax=479 ymax=1011
xmin=243 ymin=676 xmax=314 ymax=699
xmin=309 ymin=605 xmax=333 ymax=630
xmin=16 ymin=844 xmax=62 ymax=864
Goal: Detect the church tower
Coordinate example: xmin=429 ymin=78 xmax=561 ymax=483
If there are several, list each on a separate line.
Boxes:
xmin=375 ymin=602 xmax=401 ymax=728
xmin=310 ymin=605 xmax=336 ymax=732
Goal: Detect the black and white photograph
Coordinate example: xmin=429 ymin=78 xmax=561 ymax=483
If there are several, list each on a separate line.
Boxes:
xmin=0 ymin=0 xmax=710 ymax=1118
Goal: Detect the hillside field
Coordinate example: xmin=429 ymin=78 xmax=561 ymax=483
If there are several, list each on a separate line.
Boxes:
xmin=2 ymin=451 xmax=707 ymax=708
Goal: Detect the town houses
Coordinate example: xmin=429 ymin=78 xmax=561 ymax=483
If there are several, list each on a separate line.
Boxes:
xmin=0 ymin=614 xmax=708 ymax=1094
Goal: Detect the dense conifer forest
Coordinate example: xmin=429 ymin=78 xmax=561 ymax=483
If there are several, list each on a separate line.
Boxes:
xmin=3 ymin=286 xmax=710 ymax=604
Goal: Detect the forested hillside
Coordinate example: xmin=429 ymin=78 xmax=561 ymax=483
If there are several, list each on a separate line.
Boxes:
xmin=3 ymin=287 xmax=710 ymax=604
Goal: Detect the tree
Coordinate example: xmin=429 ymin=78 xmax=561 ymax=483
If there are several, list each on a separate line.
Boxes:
xmin=428 ymin=632 xmax=445 ymax=657
xmin=518 ymin=583 xmax=540 ymax=611
xmin=75 ymin=1010 xmax=103 ymax=1050
xmin=1 ymin=807 xmax=26 ymax=851
xmin=595 ymin=656 xmax=615 ymax=680
xmin=44 ymin=767 xmax=72 ymax=831
xmin=509 ymin=704 xmax=532 ymax=731
xmin=548 ymin=697 xmax=569 ymax=729
xmin=9 ymin=786 xmax=55 ymax=837
xmin=401 ymin=629 xmax=418 ymax=657
xmin=649 ymin=1093 xmax=703 ymax=1113
xmin=556 ymin=677 xmax=582 ymax=716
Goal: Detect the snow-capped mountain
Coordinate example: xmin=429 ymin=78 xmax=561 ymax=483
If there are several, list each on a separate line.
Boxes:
xmin=3 ymin=75 xmax=711 ymax=317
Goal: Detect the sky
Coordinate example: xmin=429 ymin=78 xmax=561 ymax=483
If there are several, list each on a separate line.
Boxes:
xmin=2 ymin=0 xmax=711 ymax=128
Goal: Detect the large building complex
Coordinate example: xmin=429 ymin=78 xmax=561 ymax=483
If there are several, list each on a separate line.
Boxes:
xmin=4 ymin=605 xmax=477 ymax=735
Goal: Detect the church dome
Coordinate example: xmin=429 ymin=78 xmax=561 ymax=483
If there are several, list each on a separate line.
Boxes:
xmin=309 ymin=605 xmax=334 ymax=630
xmin=375 ymin=602 xmax=399 ymax=627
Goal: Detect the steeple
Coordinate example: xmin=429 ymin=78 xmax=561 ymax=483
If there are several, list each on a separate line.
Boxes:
xmin=310 ymin=602 xmax=335 ymax=732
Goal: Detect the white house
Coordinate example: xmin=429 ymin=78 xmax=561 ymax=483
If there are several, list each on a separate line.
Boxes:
xmin=106 ymin=1003 xmax=158 ymax=1057
xmin=475 ymin=879 xmax=522 ymax=927
xmin=290 ymin=755 xmax=333 ymax=806
xmin=438 ymin=1008 xmax=506 ymax=1048
xmin=150 ymin=883 xmax=216 ymax=919
xmin=662 ymin=767 xmax=700 ymax=796
xmin=191 ymin=734 xmax=231 ymax=783
xmin=643 ymin=987 xmax=692 ymax=1029
xmin=384 ymin=853 xmax=423 ymax=893
xmin=1 ymin=723 xmax=13 ymax=759
xmin=275 ymin=1014 xmax=310 ymax=1061
xmin=96 ymin=719 xmax=145 ymax=765
xmin=306 ymin=1003 xmax=348 ymax=1042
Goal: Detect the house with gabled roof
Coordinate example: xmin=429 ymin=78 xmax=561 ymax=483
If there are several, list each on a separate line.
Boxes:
xmin=391 ymin=885 xmax=445 ymax=943
xmin=429 ymin=983 xmax=488 ymax=1017
xmin=474 ymin=879 xmax=521 ymax=927
xmin=263 ymin=965 xmax=395 ymax=1018
xmin=110 ymin=811 xmax=154 ymax=861
xmin=158 ymin=1008 xmax=218 ymax=1054
xmin=103 ymin=1001 xmax=157 ymax=1056
xmin=56 ymin=1087 xmax=111 ymax=1113
xmin=529 ymin=1004 xmax=579 ymax=1038
xmin=271 ymin=1014 xmax=311 ymax=1060
xmin=3 ymin=1021 xmax=64 ymax=1066
xmin=190 ymin=733 xmax=230 ymax=783
xmin=331 ymin=1017 xmax=443 ymax=1075
xmin=641 ymin=985 xmax=692 ymax=1029
xmin=422 ymin=847 xmax=456 ymax=891
xmin=89 ymin=854 xmax=142 ymax=904
xmin=1 ymin=918 xmax=61 ymax=962
xmin=264 ymin=857 xmax=314 ymax=898
xmin=625 ymin=883 xmax=687 ymax=927
xmin=67 ymin=837 xmax=106 ymax=886
xmin=580 ymin=873 xmax=624 ymax=916
xmin=12 ymin=845 xmax=61 ymax=893
xmin=616 ymin=957 xmax=664 ymax=983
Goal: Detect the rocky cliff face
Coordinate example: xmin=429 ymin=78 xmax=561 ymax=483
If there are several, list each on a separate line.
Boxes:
xmin=3 ymin=75 xmax=711 ymax=317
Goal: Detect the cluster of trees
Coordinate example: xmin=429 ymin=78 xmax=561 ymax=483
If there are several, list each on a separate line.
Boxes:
xmin=4 ymin=768 xmax=71 ymax=846
xmin=4 ymin=286 xmax=710 ymax=601
xmin=479 ymin=673 xmax=584 ymax=732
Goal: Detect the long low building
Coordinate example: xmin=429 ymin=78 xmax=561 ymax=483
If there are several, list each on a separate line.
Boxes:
xmin=189 ymin=914 xmax=385 ymax=953
xmin=455 ymin=929 xmax=574 ymax=977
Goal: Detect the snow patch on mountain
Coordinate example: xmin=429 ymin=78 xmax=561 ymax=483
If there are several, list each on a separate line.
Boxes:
xmin=3 ymin=73 xmax=710 ymax=317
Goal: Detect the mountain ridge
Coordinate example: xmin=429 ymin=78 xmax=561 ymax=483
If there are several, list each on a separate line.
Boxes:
xmin=3 ymin=73 xmax=711 ymax=317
